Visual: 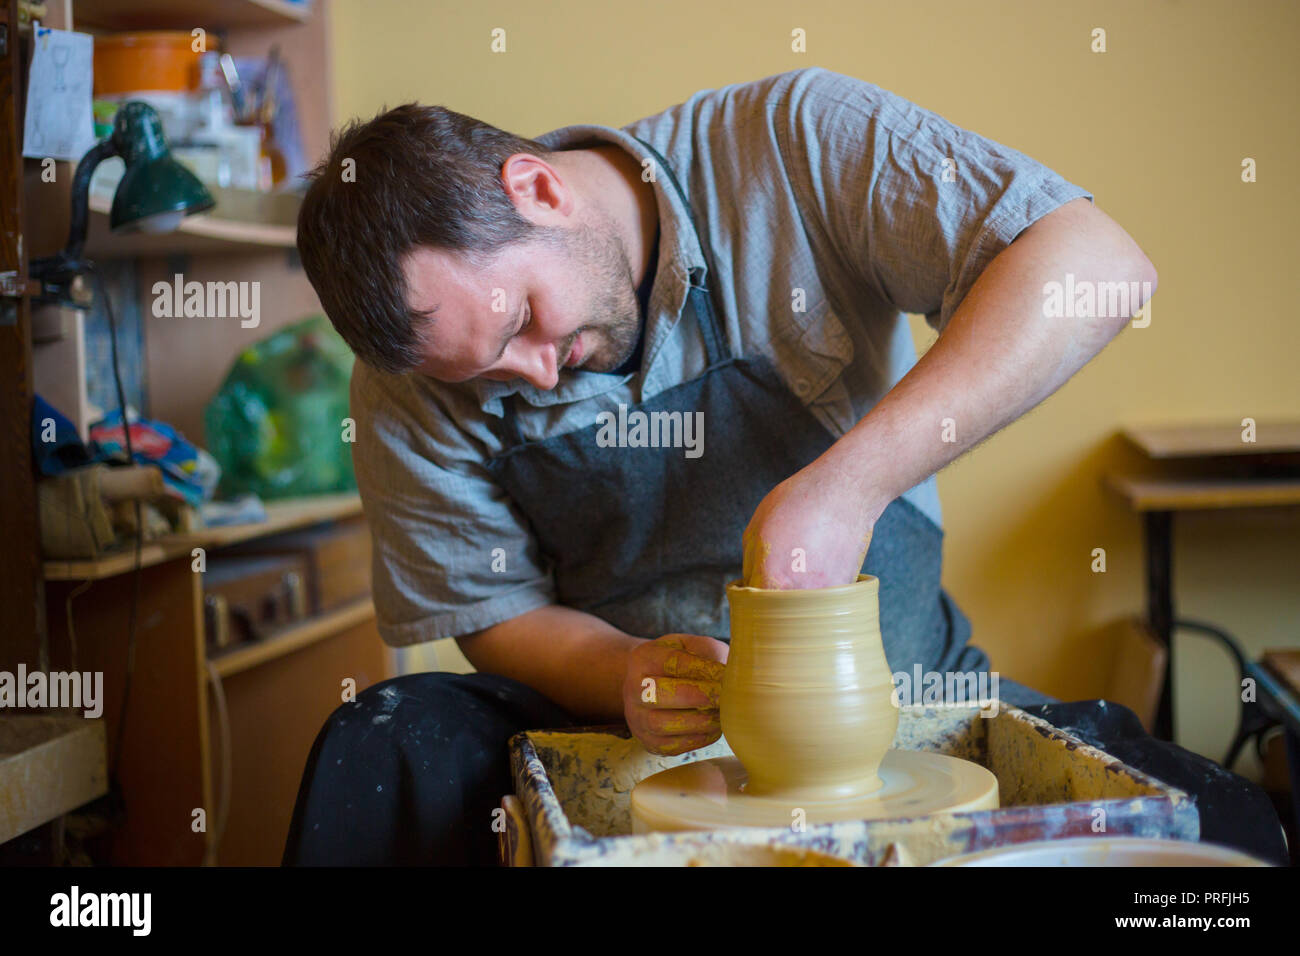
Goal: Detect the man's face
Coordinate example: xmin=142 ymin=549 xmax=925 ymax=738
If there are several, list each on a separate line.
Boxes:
xmin=403 ymin=220 xmax=642 ymax=389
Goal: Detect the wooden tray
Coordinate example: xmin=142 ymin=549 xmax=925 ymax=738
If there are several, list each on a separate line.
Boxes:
xmin=504 ymin=704 xmax=1197 ymax=866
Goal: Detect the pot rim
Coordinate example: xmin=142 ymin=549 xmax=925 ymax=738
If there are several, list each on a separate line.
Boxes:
xmin=727 ymin=573 xmax=878 ymax=599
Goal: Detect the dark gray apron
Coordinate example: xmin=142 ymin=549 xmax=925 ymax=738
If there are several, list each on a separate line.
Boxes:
xmin=486 ymin=138 xmax=988 ymax=677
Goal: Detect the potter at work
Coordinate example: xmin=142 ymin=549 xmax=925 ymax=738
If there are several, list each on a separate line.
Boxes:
xmin=279 ymin=68 xmax=1171 ymax=865
xmin=631 ymin=575 xmax=1000 ymax=832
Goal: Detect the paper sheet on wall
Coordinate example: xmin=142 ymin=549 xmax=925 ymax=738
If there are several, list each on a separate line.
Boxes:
xmin=22 ymin=23 xmax=97 ymax=163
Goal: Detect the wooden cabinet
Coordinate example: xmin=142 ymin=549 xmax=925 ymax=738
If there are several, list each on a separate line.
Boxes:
xmin=44 ymin=495 xmax=394 ymax=865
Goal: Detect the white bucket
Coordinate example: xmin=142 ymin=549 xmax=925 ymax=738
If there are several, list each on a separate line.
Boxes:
xmin=932 ymin=837 xmax=1271 ymax=867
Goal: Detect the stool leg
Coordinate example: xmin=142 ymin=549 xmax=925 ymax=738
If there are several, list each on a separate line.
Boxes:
xmin=1286 ymin=728 xmax=1300 ymax=849
xmin=1146 ymin=511 xmax=1174 ymax=740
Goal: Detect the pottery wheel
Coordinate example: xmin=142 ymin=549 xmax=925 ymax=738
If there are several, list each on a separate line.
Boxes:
xmin=631 ymin=750 xmax=999 ymax=833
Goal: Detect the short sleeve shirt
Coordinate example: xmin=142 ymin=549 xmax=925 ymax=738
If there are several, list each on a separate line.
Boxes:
xmin=350 ymin=67 xmax=1093 ymax=646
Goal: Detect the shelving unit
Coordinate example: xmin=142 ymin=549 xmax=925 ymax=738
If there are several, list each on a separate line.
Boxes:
xmin=27 ymin=0 xmax=385 ymax=866
xmin=42 ymin=489 xmax=388 ymax=866
xmin=85 ymin=195 xmax=297 ymax=258
xmin=74 ymin=0 xmax=311 ymax=31
xmin=44 ymin=493 xmax=362 ymax=581
xmin=210 ymin=597 xmax=375 ymax=678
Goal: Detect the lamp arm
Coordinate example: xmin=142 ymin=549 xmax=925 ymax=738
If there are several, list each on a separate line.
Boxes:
xmin=64 ymin=137 xmax=121 ymax=265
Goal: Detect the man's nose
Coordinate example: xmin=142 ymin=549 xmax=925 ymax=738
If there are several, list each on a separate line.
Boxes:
xmin=510 ymin=341 xmax=559 ymax=390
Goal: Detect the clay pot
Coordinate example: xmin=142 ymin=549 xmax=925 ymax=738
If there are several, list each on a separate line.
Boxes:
xmin=721 ymin=574 xmax=898 ymax=800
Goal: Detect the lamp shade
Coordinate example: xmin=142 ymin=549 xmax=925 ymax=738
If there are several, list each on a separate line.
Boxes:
xmin=109 ymin=101 xmax=215 ymax=233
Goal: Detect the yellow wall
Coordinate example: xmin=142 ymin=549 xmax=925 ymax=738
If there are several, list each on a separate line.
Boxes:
xmin=326 ymin=0 xmax=1300 ymax=772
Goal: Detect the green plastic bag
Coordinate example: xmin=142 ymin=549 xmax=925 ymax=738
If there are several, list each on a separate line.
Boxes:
xmin=205 ymin=315 xmax=356 ymax=500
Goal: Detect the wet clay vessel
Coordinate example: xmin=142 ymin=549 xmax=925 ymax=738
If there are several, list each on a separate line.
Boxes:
xmin=722 ymin=574 xmax=898 ymax=799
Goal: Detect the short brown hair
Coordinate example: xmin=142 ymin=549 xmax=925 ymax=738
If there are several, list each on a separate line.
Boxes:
xmin=297 ymin=104 xmax=552 ymax=373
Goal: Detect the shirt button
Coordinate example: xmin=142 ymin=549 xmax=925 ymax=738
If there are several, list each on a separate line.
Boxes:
xmin=795 ymin=378 xmax=810 ymax=396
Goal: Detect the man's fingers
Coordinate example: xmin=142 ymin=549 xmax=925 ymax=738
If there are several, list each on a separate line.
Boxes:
xmin=644 ymin=677 xmax=720 ymax=709
xmin=642 ymin=647 xmax=728 ymax=686
xmin=643 ymin=708 xmax=720 ymax=737
xmin=663 ymin=650 xmax=725 ymax=681
xmin=639 ymin=730 xmax=722 ymax=757
xmin=741 ymin=530 xmax=755 ymax=587
xmin=648 ymin=638 xmax=726 ymax=681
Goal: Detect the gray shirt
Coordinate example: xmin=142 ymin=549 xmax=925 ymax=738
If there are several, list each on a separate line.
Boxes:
xmin=350 ymin=67 xmax=1093 ymax=647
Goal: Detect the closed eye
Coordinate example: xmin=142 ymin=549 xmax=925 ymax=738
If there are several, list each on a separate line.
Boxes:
xmin=496 ymin=301 xmax=530 ymax=360
xmin=521 ymin=301 xmax=531 ymax=335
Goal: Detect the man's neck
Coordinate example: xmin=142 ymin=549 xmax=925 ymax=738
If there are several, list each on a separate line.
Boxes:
xmin=564 ymin=144 xmax=660 ymax=288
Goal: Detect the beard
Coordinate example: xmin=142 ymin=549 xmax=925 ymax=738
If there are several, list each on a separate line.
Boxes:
xmin=540 ymin=218 xmax=643 ymax=373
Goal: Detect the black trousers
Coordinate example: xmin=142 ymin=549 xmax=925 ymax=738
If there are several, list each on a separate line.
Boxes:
xmin=283 ymin=672 xmax=573 ymax=865
xmin=283 ymin=674 xmax=1286 ymax=866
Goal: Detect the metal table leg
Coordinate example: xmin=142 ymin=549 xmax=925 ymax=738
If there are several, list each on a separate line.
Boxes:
xmin=1145 ymin=510 xmax=1174 ymax=741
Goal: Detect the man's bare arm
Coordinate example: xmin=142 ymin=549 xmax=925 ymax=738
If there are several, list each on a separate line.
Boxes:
xmin=744 ymin=198 xmax=1158 ymax=587
xmin=456 ymin=605 xmax=729 ymax=753
xmin=456 ymin=605 xmax=639 ymax=720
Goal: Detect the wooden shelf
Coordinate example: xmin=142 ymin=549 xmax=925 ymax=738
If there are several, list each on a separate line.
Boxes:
xmin=74 ymin=0 xmax=311 ymax=31
xmin=44 ymin=492 xmax=362 ymax=581
xmin=0 ymin=716 xmax=108 ymax=845
xmin=171 ymin=492 xmax=363 ymax=548
xmin=209 ymin=598 xmax=374 ymax=678
xmin=1105 ymin=474 xmax=1300 ymax=512
xmin=44 ymin=540 xmax=191 ymax=582
xmin=85 ymin=195 xmax=297 ymax=259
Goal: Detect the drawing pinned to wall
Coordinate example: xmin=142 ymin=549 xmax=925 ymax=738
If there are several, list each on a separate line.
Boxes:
xmin=22 ymin=23 xmax=97 ymax=163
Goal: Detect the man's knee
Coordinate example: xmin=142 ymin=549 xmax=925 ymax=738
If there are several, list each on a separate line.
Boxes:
xmin=312 ymin=672 xmax=468 ymax=748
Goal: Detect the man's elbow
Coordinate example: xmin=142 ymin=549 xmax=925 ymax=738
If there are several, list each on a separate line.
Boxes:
xmin=1135 ymin=250 xmax=1159 ymax=298
xmin=1106 ymin=247 xmax=1158 ymax=335
xmin=1129 ymin=249 xmax=1158 ymax=329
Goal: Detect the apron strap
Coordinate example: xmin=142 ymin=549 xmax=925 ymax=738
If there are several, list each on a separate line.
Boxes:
xmin=489 ymin=395 xmax=525 ymax=449
xmin=633 ymin=136 xmax=730 ymax=368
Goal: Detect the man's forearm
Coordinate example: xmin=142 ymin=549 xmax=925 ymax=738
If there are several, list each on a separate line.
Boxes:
xmin=825 ymin=198 xmax=1157 ymax=514
xmin=455 ymin=604 xmax=641 ymax=720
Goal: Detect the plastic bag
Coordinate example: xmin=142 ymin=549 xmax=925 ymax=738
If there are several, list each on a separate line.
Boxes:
xmin=91 ymin=407 xmax=222 ymax=506
xmin=205 ymin=315 xmax=356 ymax=500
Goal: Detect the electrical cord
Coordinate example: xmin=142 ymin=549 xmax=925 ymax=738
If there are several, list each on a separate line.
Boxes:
xmin=203 ymin=659 xmax=232 ymax=866
xmin=63 ymin=579 xmax=92 ymax=674
xmin=83 ymin=262 xmax=143 ymax=779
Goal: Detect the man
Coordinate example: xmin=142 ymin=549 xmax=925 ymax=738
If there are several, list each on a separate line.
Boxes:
xmin=283 ymin=67 xmax=1156 ymax=865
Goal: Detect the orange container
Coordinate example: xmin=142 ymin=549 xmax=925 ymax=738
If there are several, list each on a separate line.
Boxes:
xmin=93 ymin=32 xmax=206 ymax=95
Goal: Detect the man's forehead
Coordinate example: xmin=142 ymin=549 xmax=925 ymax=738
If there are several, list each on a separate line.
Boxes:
xmin=405 ymin=245 xmax=521 ymax=307
xmin=402 ymin=246 xmax=457 ymax=312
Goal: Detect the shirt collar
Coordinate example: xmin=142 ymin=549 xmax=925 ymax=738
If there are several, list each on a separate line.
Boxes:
xmin=469 ymin=123 xmax=705 ymax=414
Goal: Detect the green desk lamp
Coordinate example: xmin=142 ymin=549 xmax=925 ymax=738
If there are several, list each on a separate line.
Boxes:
xmin=32 ymin=101 xmax=216 ymax=295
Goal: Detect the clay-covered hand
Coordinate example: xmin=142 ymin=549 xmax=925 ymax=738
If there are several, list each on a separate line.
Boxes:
xmin=742 ymin=458 xmax=881 ymax=589
xmin=623 ymin=634 xmax=728 ymax=755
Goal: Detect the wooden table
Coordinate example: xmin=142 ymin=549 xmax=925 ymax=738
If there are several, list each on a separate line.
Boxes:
xmin=1105 ymin=422 xmax=1300 ymax=742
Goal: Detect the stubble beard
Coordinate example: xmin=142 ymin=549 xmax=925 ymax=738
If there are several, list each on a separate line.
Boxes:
xmin=548 ymin=219 xmax=643 ymax=373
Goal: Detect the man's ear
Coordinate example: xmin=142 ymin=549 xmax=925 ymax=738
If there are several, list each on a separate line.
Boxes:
xmin=501 ymin=153 xmax=572 ymax=221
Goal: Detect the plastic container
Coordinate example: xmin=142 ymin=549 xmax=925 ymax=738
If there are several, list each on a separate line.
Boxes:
xmin=931 ymin=837 xmax=1271 ymax=867
xmin=94 ymin=32 xmax=202 ymax=95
